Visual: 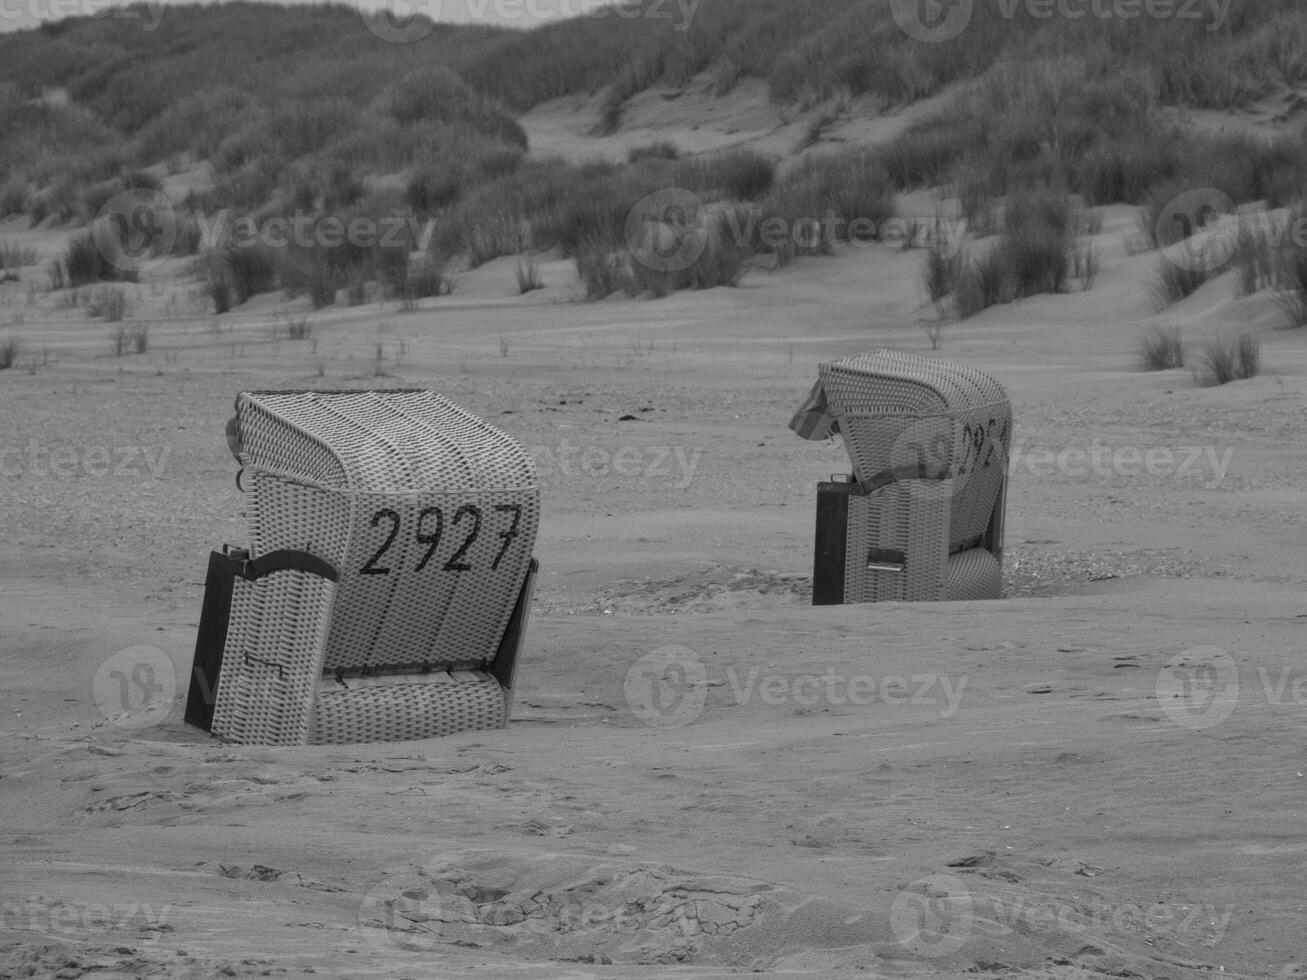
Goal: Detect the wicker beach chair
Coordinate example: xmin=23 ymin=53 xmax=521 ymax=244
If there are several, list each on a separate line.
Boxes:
xmin=791 ymin=350 xmax=1011 ymax=604
xmin=184 ymin=389 xmax=540 ymax=745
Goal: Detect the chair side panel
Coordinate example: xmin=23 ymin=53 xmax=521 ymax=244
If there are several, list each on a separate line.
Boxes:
xmin=845 ymin=486 xmax=950 ymax=602
xmin=211 ymin=571 xmax=337 ymax=744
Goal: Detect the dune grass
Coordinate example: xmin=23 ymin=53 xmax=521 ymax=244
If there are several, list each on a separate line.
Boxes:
xmin=1138 ymin=325 xmax=1187 ymax=370
xmin=1274 ymin=241 xmax=1307 ymax=327
xmin=63 ymin=229 xmax=126 ymax=287
xmin=1193 ymin=331 xmax=1261 ymax=385
xmin=1150 ymin=259 xmax=1216 ymax=311
xmin=516 ymin=257 xmax=544 ymax=294
xmin=0 ymin=240 xmax=39 ymax=269
xmin=930 ymin=191 xmax=1096 ymax=320
xmin=1229 ymin=205 xmax=1307 ymax=327
xmin=3 ymin=0 xmax=1306 ymax=305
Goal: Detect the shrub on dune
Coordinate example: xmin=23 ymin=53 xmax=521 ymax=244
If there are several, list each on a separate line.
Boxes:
xmin=1137 ymin=324 xmax=1186 ymax=370
xmin=1273 ymin=230 xmax=1307 ymax=327
xmin=762 ymin=150 xmax=894 ymax=258
xmin=1150 ymin=258 xmax=1214 ymax=311
xmin=1193 ymin=331 xmax=1260 ymax=386
xmin=373 ymin=66 xmax=527 ymax=150
xmin=63 ymin=228 xmax=128 ymax=286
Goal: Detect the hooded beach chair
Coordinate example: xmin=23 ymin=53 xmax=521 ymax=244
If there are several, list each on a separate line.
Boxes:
xmin=184 ymin=389 xmax=540 ymax=745
xmin=790 ymin=350 xmax=1011 ymax=604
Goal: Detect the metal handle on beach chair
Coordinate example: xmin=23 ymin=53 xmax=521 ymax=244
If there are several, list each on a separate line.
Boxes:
xmin=865 ymin=547 xmax=907 ymax=573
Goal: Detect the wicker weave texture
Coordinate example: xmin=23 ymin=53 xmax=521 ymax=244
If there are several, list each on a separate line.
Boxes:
xmin=844 ymin=491 xmax=1002 ymax=602
xmin=309 ymin=672 xmax=506 ymax=744
xmin=209 ymin=389 xmax=539 ymax=745
xmin=845 ymin=486 xmax=949 ymax=602
xmin=819 ymin=350 xmax=1011 ymax=549
xmin=945 ymin=547 xmax=1003 ymax=601
xmin=211 ymin=567 xmax=337 ymax=744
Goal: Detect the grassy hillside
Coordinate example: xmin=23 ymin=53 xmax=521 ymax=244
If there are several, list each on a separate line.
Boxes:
xmin=1 ymin=0 xmax=1305 ymax=311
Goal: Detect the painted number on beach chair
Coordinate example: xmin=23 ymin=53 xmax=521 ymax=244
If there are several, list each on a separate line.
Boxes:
xmin=491 ymin=504 xmax=522 ymax=571
xmin=957 ymin=419 xmax=1009 ymax=476
xmin=414 ymin=506 xmax=444 ymax=572
xmin=359 ymin=508 xmax=401 ymax=575
xmin=358 ymin=504 xmax=525 ymax=576
xmin=443 ymin=504 xmax=481 ymax=572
